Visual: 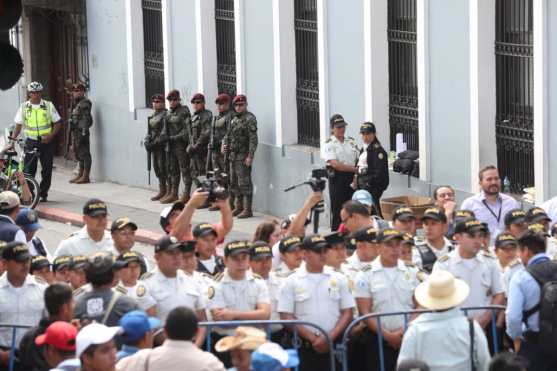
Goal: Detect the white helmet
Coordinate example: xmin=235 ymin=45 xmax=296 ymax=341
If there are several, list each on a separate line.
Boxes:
xmin=27 ymin=81 xmax=43 ymax=92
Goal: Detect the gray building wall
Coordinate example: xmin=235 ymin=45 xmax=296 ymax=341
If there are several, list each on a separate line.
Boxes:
xmin=549 ymin=1 xmax=557 ymax=197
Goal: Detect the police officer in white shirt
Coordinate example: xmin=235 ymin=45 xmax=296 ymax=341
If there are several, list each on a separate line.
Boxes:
xmin=140 ymin=236 xmax=207 ymax=347
xmin=322 ymin=114 xmax=360 ymax=231
xmin=344 ymin=226 xmax=378 ymax=274
xmin=116 ymin=251 xmax=156 ymax=314
xmin=354 ymin=228 xmax=420 ymax=371
xmin=275 ymin=236 xmax=304 ymax=277
xmin=433 ymin=218 xmax=505 ymax=352
xmin=0 ymin=242 xmax=47 ymax=366
xmin=493 ymin=233 xmax=523 ymax=293
xmin=413 ymin=207 xmax=454 ymax=273
xmin=54 ymin=199 xmax=113 ymax=258
xmin=278 ymin=234 xmax=354 ymax=371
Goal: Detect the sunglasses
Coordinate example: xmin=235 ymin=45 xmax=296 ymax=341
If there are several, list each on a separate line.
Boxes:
xmin=152 ymin=100 xmax=163 ymax=103
xmin=192 ymin=101 xmax=203 ymax=104
xmin=234 ymin=103 xmax=246 ymax=107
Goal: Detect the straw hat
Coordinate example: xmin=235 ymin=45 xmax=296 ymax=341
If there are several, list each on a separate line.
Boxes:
xmin=414 ymin=270 xmax=470 ymax=310
xmin=215 ymin=326 xmax=267 ymax=352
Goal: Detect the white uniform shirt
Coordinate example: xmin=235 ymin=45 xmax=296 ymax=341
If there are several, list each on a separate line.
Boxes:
xmin=278 ymin=266 xmax=355 ymax=334
xmin=54 ymin=227 xmax=113 ymax=258
xmin=433 ymin=248 xmax=504 ymax=314
xmin=265 ymin=272 xmax=284 ymax=332
xmin=209 ymin=270 xmax=270 ymax=335
xmin=344 ymin=252 xmax=373 ymax=272
xmin=13 ymin=99 xmax=61 ymax=125
xmin=501 ymin=259 xmax=523 ymax=294
xmin=141 ymin=268 xmax=205 ymax=322
xmin=185 ymin=270 xmax=215 ymax=320
xmin=322 ymin=135 xmax=359 ymax=165
xmin=546 ymin=237 xmax=557 ymax=258
xmin=412 ymin=237 xmax=453 ymax=269
xmin=357 ymin=150 xmax=368 ymax=171
xmin=121 ymin=280 xmax=156 ymax=311
xmin=354 ymin=258 xmax=419 ymax=331
xmin=0 ymin=273 xmax=47 ymax=346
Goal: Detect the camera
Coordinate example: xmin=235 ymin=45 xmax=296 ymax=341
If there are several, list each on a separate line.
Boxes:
xmin=200 ymin=171 xmax=229 ymax=202
xmin=308 ymin=168 xmax=327 ymax=192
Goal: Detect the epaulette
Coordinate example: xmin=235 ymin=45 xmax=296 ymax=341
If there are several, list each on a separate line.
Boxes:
xmin=416 ymin=270 xmax=428 ymax=283
xmin=140 ymin=271 xmax=154 ymax=281
xmin=361 ymin=265 xmax=372 ymax=272
xmin=509 ymin=258 xmax=521 ymax=267
xmin=64 ymin=231 xmax=79 ymax=240
xmin=114 ymin=285 xmax=127 ymax=295
xmin=480 ymin=250 xmax=497 ymax=259
xmin=437 ymin=255 xmax=450 ymax=263
xmin=214 ymin=272 xmax=224 ymax=282
xmin=404 ymin=261 xmax=417 ymax=268
xmin=251 ymin=272 xmax=263 ymax=280
xmin=201 ymin=272 xmax=215 ymax=281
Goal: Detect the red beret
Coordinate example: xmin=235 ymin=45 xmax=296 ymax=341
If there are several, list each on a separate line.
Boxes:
xmin=151 ymin=94 xmax=164 ymax=101
xmin=72 ymin=83 xmax=86 ymax=91
xmin=233 ymin=94 xmax=247 ymax=104
xmin=191 ymin=93 xmax=205 ymax=103
xmin=166 ymin=90 xmax=180 ymax=100
xmin=215 ymin=93 xmax=231 ymax=104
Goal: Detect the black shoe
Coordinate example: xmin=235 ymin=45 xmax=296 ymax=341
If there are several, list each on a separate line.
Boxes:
xmin=40 ymin=195 xmax=48 ymax=202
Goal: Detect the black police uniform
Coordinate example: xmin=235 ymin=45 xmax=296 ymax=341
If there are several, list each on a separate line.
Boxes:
xmin=358 ymin=137 xmax=389 ymax=217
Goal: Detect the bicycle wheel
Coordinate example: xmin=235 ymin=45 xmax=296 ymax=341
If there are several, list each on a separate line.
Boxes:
xmin=23 ymin=176 xmax=40 ymax=209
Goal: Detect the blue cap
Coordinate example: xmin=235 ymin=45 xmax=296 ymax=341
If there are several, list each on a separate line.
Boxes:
xmin=119 ymin=310 xmax=161 ymax=342
xmin=15 ymin=208 xmax=41 ymax=232
xmin=251 ymin=343 xmax=299 ymax=371
xmin=352 ymin=190 xmax=373 ymax=207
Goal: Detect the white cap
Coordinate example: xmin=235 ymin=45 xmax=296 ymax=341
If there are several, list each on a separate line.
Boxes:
xmin=76 ymin=323 xmax=121 ymax=358
xmin=160 ymin=206 xmax=172 ymax=219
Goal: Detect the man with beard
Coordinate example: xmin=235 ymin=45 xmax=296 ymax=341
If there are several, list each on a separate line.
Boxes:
xmin=460 ymin=165 xmax=520 ymax=245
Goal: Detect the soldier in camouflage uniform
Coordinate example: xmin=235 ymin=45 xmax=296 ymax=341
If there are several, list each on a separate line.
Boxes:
xmin=144 ymin=94 xmax=168 ymax=201
xmin=69 ymin=83 xmax=93 ymax=184
xmin=187 ymin=93 xmax=212 ymax=178
xmin=211 ymin=94 xmax=233 ymax=174
xmin=222 ymin=95 xmax=258 ymax=218
xmin=160 ymin=89 xmax=192 ymax=204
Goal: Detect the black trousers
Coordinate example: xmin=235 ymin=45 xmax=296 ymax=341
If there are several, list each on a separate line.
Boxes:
xmin=366 ymin=188 xmax=384 ymax=218
xmin=328 ymin=171 xmax=355 ymax=231
xmin=364 ymin=329 xmax=399 ymax=371
xmin=519 ymin=335 xmax=557 ymax=371
xmin=24 ymin=139 xmax=55 ymax=198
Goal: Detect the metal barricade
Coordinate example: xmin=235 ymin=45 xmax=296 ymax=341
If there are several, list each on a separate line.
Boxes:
xmin=338 ymin=305 xmax=505 ymax=371
xmin=0 ymin=324 xmax=32 ymax=371
xmin=200 ymin=319 xmax=337 ymax=371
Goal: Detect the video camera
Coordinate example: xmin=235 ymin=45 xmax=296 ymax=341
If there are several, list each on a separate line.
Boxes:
xmin=285 ymin=168 xmax=327 ymax=193
xmin=200 ymin=171 xmax=229 ymax=203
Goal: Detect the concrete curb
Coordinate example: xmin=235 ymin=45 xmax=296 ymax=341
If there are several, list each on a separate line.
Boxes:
xmin=36 ymin=205 xmax=162 ymax=245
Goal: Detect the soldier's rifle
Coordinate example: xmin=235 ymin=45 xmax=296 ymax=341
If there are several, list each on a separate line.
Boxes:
xmin=146 ymin=121 xmax=152 ymax=186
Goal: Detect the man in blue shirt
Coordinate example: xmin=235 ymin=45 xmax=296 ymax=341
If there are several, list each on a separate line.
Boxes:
xmin=117 ymin=310 xmax=161 ymax=361
xmin=506 ymin=229 xmax=557 ymax=370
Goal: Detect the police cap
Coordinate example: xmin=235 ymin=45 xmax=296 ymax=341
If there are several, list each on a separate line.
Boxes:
xmin=83 ymin=199 xmax=108 ymax=217
xmin=224 ymin=240 xmax=251 ymax=257
xmin=179 ymin=240 xmax=196 ymax=254
xmin=324 ymin=231 xmax=346 ymax=246
xmin=504 ymin=209 xmax=528 ymax=227
xmin=69 ymin=255 xmax=88 ymax=271
xmin=2 ymin=241 xmax=31 ymax=262
xmin=302 ymin=234 xmax=329 ymax=252
xmin=278 ymin=236 xmax=302 ymax=254
xmin=352 ymin=226 xmax=377 ymax=243
xmin=31 ymin=255 xmax=51 ymax=272
xmin=392 ymin=206 xmax=416 ymax=222
xmin=454 ymin=218 xmax=485 ymax=235
xmin=155 ymin=236 xmax=182 ymax=253
xmin=359 ymin=122 xmax=376 ymax=134
xmin=193 ymin=223 xmax=217 ymax=239
xmin=421 ymin=207 xmax=447 ymax=223
xmin=527 ymin=207 xmax=551 ymax=224
xmin=250 ymin=241 xmax=273 ymax=260
xmin=53 ymin=256 xmax=72 ymax=272
xmin=494 ymin=232 xmax=518 ymax=250
xmin=329 ymin=114 xmax=346 ymax=128
xmin=111 ymin=217 xmax=138 ymax=233
xmin=116 ymin=251 xmax=143 ymax=267
xmin=377 ymin=228 xmax=405 ymax=243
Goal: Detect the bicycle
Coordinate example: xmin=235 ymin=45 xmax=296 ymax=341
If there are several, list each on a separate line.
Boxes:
xmin=0 ymin=139 xmax=41 ymax=208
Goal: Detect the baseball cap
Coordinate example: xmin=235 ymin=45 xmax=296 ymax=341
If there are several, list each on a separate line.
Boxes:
xmin=159 ymin=201 xmax=185 ymax=231
xmin=527 ymin=223 xmax=549 ymax=235
xmin=82 ymin=199 xmax=108 ymax=217
xmin=527 ymin=207 xmax=551 ymax=224
xmin=117 ymin=251 xmax=143 ymax=267
xmin=15 ymin=208 xmax=41 ymax=231
xmin=35 ymin=321 xmax=78 ymax=352
xmin=154 ymin=236 xmax=182 ymax=253
xmin=377 ymin=228 xmax=405 ymax=243
xmin=392 ymin=206 xmax=416 ymax=222
xmin=251 ymin=342 xmax=300 ymax=371
xmin=76 ymin=323 xmax=121 ymax=358
xmin=352 ymin=190 xmax=373 ymax=207
xmin=2 ymin=241 xmax=31 ymax=262
xmin=69 ymin=255 xmax=88 ymax=271
xmin=301 ymin=234 xmax=329 ymax=252
xmin=31 ymin=255 xmax=51 ymax=272
xmin=224 ymin=240 xmax=252 ymax=257
xmin=421 ymin=207 xmax=447 ymax=223
xmin=179 ymin=240 xmax=197 ymax=253
xmin=329 ymin=114 xmax=346 ymax=127
xmin=215 ymin=93 xmax=231 ymax=104
xmin=453 ymin=210 xmax=475 ymax=224
xmin=324 ymin=231 xmax=345 ymax=246
xmin=119 ymin=310 xmax=161 ymax=342
xmin=359 ymin=122 xmax=376 ymax=134
xmin=250 ymin=241 xmax=273 ymax=260
xmin=53 ymin=256 xmax=72 ymax=272
xmin=454 ymin=218 xmax=485 ymax=235
xmin=0 ymin=191 xmax=20 ymax=210
xmin=504 ymin=209 xmax=528 ymax=227
xmin=495 ymin=232 xmax=518 ymax=250
xmin=110 ymin=217 xmax=138 ymax=233
xmin=278 ymin=236 xmax=302 ymax=254
xmin=193 ymin=223 xmax=217 ymax=239
xmin=352 ymin=226 xmax=377 ymax=243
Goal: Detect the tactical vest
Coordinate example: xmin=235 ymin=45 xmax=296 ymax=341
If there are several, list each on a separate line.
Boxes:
xmin=166 ymin=105 xmax=189 ymax=139
xmin=0 ymin=216 xmax=21 ymax=243
xmin=148 ymin=110 xmax=166 ymax=137
xmin=191 ymin=109 xmax=211 ymax=141
xmin=229 ymin=112 xmax=255 ymax=155
xmin=32 ymin=237 xmax=48 ymax=257
xmin=417 ymin=242 xmax=454 ymax=273
xmin=23 ymin=101 xmax=53 ymax=139
xmin=70 ymin=98 xmax=93 ymax=130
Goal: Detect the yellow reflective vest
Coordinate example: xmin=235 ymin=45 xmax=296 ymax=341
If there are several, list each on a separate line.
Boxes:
xmin=23 ymin=101 xmax=53 ymax=139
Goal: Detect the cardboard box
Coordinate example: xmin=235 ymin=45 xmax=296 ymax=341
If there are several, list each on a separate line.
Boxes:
xmin=381 ymin=195 xmax=434 ymax=222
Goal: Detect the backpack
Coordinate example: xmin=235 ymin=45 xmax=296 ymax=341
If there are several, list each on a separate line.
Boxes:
xmin=523 ymin=260 xmax=557 ymax=358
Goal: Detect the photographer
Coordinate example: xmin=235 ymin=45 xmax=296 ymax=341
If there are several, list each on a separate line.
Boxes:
xmin=322 ymin=114 xmax=359 ymax=231
xmin=170 ymin=189 xmax=233 ymax=242
xmin=355 ymin=122 xmax=389 ymax=218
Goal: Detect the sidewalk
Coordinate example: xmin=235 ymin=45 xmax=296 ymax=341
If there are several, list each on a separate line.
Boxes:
xmin=36 ymin=163 xmax=277 ymax=244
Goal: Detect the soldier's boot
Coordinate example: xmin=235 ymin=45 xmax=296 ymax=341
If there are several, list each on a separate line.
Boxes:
xmin=151 ymin=181 xmax=167 ymax=201
xmin=75 ymin=170 xmax=90 ymax=184
xmin=69 ymin=167 xmax=83 ymax=183
xmin=232 ymin=196 xmax=244 ymax=217
xmin=237 ymin=195 xmax=253 ymax=219
xmin=161 ymin=184 xmax=178 ymax=204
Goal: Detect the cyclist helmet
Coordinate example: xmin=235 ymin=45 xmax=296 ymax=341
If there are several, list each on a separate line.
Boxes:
xmin=27 ymin=81 xmax=43 ymax=92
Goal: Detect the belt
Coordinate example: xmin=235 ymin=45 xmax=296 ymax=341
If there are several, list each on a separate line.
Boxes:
xmin=523 ymin=331 xmax=539 ymax=344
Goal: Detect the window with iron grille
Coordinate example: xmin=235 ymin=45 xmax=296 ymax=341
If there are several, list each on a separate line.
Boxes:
xmin=142 ymin=0 xmax=165 ymax=107
xmin=215 ymin=0 xmax=237 ymax=98
xmin=387 ymin=0 xmax=418 ymax=152
xmin=495 ymin=0 xmax=534 ymax=193
xmin=294 ymin=0 xmax=320 ymax=147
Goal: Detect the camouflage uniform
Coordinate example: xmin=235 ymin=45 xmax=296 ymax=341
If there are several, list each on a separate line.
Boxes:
xmin=69 ymin=96 xmax=93 ymax=181
xmin=145 ymin=108 xmax=168 ymax=200
xmin=188 ymin=108 xmax=212 ymax=181
xmin=223 ymin=102 xmax=258 ymax=218
xmin=163 ymin=104 xmax=192 ymax=203
xmin=211 ymin=109 xmax=233 ymax=173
